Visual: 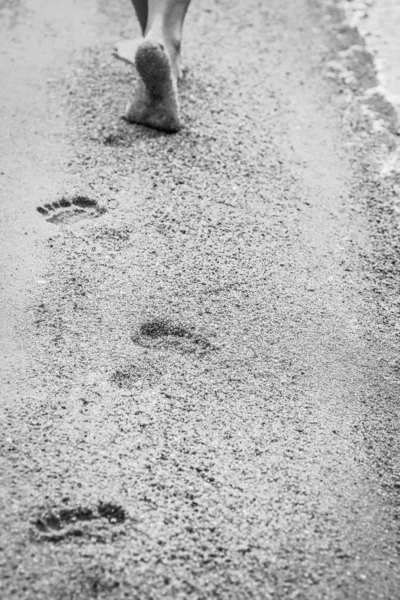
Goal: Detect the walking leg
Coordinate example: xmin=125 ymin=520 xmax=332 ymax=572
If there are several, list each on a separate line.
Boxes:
xmin=124 ymin=0 xmax=191 ymax=132
xmin=115 ymin=0 xmax=148 ymax=65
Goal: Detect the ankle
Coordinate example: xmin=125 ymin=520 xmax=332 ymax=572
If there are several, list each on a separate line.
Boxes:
xmin=143 ymin=31 xmax=181 ymax=83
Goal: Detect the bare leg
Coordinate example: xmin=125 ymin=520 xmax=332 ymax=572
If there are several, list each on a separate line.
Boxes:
xmin=124 ymin=0 xmax=191 ymax=133
xmin=114 ymin=1 xmax=147 ymax=65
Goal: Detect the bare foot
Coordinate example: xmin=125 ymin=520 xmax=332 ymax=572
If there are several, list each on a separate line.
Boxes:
xmin=114 ymin=39 xmax=139 ymax=65
xmin=124 ymin=39 xmax=181 ymax=133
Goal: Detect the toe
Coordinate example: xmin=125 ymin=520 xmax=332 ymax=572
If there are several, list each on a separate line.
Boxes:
xmin=114 ymin=39 xmax=140 ymax=65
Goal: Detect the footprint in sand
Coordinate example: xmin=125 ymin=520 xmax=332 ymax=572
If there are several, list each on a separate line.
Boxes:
xmin=132 ymin=319 xmax=216 ymax=356
xmin=33 ymin=501 xmax=127 ymax=543
xmin=37 ymin=196 xmax=106 ymax=225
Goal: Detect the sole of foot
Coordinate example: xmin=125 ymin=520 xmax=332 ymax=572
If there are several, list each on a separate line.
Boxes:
xmin=124 ymin=39 xmax=181 ymax=134
xmin=114 ymin=38 xmax=186 ymax=78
